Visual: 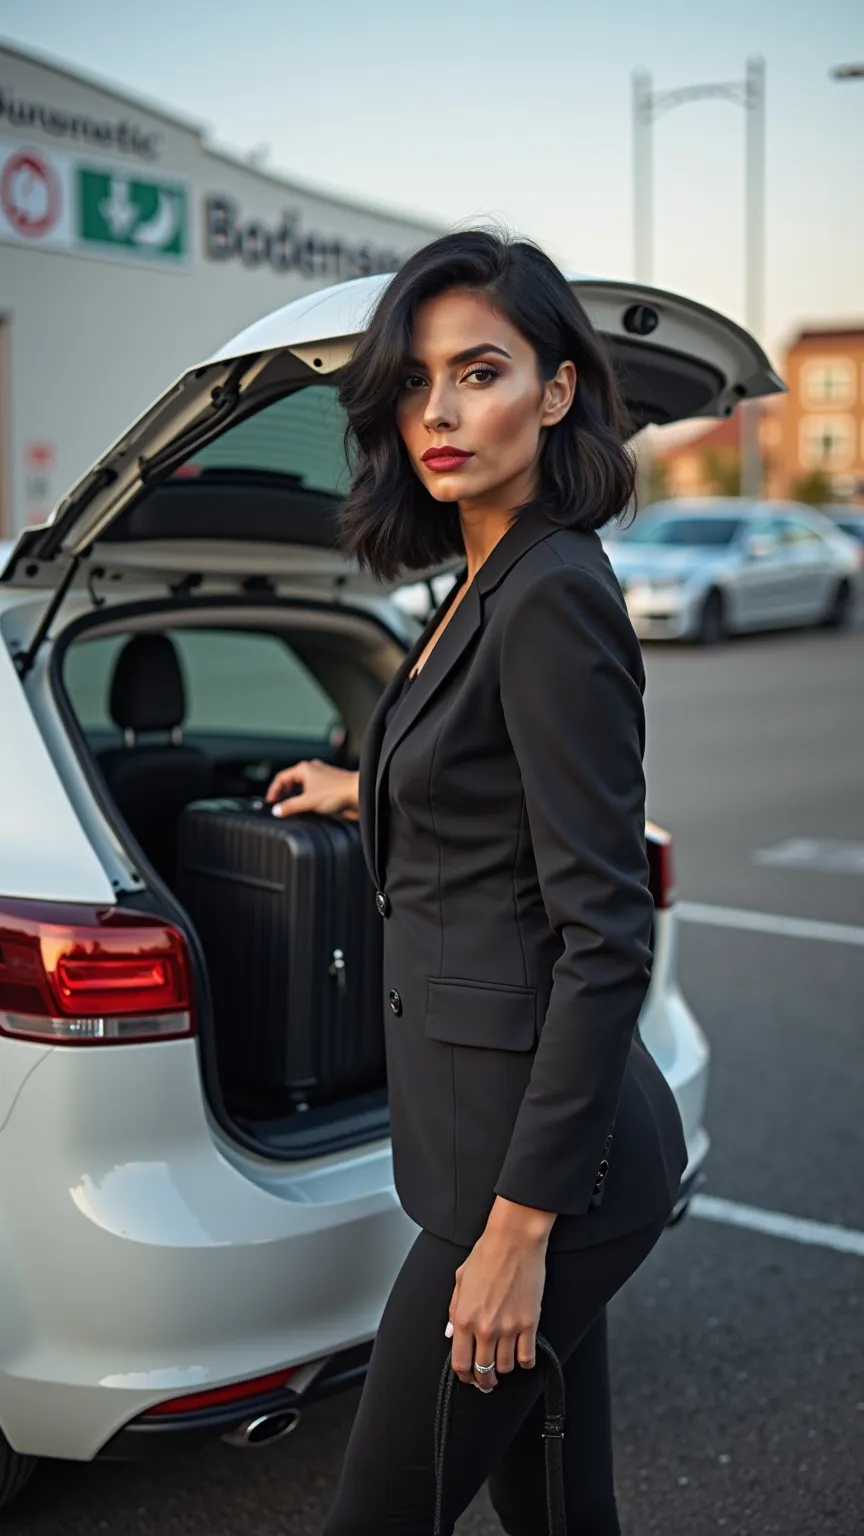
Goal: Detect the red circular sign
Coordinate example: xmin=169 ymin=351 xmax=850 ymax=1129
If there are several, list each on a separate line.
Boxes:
xmin=1 ymin=148 xmax=61 ymax=238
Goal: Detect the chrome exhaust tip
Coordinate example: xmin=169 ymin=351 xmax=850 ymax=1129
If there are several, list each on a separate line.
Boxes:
xmin=223 ymin=1407 xmax=301 ymax=1449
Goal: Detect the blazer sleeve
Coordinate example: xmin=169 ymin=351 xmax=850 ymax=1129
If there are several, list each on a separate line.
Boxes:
xmin=494 ymin=560 xmax=654 ymax=1217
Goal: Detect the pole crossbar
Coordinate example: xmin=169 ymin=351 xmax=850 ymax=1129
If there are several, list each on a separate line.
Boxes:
xmin=649 ymin=82 xmax=748 ymax=117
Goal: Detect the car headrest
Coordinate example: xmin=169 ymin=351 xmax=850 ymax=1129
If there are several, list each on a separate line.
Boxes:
xmin=109 ymin=634 xmax=186 ymax=734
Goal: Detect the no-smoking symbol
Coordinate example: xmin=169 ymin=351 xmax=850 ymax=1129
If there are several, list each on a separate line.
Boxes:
xmin=1 ymin=148 xmax=61 ymax=238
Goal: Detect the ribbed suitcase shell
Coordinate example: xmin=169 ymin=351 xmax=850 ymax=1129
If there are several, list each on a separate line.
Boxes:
xmin=176 ymin=799 xmax=384 ymax=1108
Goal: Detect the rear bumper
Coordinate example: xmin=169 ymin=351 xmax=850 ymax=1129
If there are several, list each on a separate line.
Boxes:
xmin=0 ymin=1037 xmax=416 ymax=1463
xmin=97 ymin=1340 xmax=375 ymax=1461
xmin=99 ymin=1138 xmax=709 ymax=1468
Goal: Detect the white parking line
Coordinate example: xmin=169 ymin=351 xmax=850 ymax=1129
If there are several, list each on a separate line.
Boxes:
xmin=690 ymin=1194 xmax=864 ymax=1258
xmin=752 ymin=838 xmax=864 ymax=876
xmin=677 ymin=900 xmax=864 ymax=948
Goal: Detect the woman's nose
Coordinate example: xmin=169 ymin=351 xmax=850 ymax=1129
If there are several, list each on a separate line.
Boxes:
xmin=423 ymin=380 xmax=458 ymax=433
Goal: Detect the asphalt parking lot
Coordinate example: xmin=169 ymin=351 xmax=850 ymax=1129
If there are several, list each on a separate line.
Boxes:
xmin=8 ymin=618 xmax=864 ymax=1536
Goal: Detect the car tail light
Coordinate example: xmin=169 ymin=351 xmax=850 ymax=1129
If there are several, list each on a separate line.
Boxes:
xmin=0 ymin=898 xmax=194 ymax=1044
xmin=645 ymin=822 xmax=677 ymax=910
xmin=143 ymin=1367 xmax=298 ymax=1417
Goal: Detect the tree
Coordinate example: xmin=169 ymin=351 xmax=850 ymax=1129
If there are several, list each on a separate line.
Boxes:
xmin=647 ymin=457 xmax=670 ymax=503
xmin=792 ymin=470 xmax=835 ymax=506
xmin=701 ymin=448 xmax=741 ymax=497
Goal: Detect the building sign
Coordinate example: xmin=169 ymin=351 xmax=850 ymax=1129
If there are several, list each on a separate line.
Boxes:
xmin=0 ymin=85 xmax=161 ymax=159
xmin=79 ymin=169 xmax=187 ymax=259
xmin=0 ymin=139 xmax=189 ymax=263
xmin=204 ymin=195 xmax=402 ymax=280
xmin=0 ymin=142 xmax=73 ymax=248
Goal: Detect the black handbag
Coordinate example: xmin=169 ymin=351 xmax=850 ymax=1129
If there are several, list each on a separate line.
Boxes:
xmin=433 ymin=1332 xmax=567 ymax=1536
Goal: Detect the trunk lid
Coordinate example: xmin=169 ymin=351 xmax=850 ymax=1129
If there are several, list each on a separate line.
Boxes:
xmin=2 ymin=272 xmax=784 ymax=594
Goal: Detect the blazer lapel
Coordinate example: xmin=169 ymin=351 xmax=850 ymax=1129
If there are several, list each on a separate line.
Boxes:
xmin=372 ymin=577 xmax=481 ymax=885
xmin=361 ymin=502 xmax=561 ymax=886
xmin=358 ymin=569 xmax=466 ymax=886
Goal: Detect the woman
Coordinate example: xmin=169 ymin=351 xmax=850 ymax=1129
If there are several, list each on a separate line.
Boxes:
xmin=266 ymin=230 xmax=688 ymax=1535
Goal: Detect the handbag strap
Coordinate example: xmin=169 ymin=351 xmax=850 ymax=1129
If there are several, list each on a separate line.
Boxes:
xmin=433 ymin=1331 xmax=567 ymax=1536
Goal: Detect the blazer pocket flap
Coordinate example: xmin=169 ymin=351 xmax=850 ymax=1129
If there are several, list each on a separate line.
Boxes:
xmin=425 ymin=978 xmax=536 ymax=1052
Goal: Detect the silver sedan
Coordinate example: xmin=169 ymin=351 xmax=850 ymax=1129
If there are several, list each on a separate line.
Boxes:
xmin=602 ymin=498 xmax=862 ymax=643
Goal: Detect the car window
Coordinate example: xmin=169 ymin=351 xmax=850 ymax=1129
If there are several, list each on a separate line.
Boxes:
xmin=64 ymin=628 xmax=342 ymax=740
xmin=177 ymin=385 xmax=351 ymax=496
xmin=745 ymin=515 xmax=780 ymax=543
xmin=616 ymin=516 xmax=743 ymax=547
xmin=776 ymin=516 xmax=823 ymax=545
xmin=835 ymin=519 xmax=864 ymax=543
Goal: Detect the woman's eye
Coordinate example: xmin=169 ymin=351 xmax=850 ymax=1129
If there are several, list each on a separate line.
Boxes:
xmin=464 ymin=365 xmax=500 ymax=384
xmin=402 ymin=374 xmax=428 ymax=391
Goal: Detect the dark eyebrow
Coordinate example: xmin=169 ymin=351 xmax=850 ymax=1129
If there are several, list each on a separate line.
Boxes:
xmin=405 ymin=343 xmax=512 ymax=369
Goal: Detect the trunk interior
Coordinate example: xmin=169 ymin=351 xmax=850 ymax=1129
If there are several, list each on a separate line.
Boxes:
xmin=55 ymin=595 xmax=411 ymax=1159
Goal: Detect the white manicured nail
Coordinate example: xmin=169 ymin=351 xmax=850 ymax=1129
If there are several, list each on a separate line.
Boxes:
xmin=445 ymin=1321 xmax=454 ymax=1338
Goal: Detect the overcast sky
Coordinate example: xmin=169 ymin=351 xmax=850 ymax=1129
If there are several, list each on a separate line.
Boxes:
xmin=2 ymin=0 xmax=862 ymax=364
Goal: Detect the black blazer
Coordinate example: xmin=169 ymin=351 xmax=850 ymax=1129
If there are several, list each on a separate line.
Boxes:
xmin=358 ymin=504 xmax=688 ymax=1252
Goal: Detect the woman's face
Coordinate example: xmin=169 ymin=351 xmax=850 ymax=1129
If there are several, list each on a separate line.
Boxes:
xmin=394 ymin=288 xmax=576 ymax=512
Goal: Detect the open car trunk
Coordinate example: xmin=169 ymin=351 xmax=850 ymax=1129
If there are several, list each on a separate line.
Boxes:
xmin=54 ymin=593 xmax=409 ymax=1158
xmin=9 ymin=270 xmax=783 ymax=1160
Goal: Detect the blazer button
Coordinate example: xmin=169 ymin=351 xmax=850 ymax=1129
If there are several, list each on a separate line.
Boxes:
xmin=375 ymin=890 xmax=391 ymax=918
xmin=388 ymin=989 xmax=403 ymax=1016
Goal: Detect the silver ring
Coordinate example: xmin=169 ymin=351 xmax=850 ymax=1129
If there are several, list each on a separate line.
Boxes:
xmin=473 ymin=1360 xmax=496 ymax=1375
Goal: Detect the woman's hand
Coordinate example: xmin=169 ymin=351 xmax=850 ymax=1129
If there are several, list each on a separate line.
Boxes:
xmin=447 ymin=1197 xmax=556 ymax=1392
xmin=265 ymin=761 xmax=360 ymax=819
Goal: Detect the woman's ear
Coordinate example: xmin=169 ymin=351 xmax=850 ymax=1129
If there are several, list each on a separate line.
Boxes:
xmin=541 ymin=361 xmax=577 ymax=426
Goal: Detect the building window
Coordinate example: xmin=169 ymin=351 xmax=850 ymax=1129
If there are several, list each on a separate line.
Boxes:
xmin=801 ymin=358 xmax=855 ymax=407
xmin=799 ymin=415 xmax=855 ymax=470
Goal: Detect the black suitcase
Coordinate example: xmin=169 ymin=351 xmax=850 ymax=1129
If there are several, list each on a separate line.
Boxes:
xmin=176 ymin=799 xmax=385 ymax=1111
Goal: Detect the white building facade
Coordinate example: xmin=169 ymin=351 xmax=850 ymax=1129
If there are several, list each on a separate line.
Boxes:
xmin=0 ymin=43 xmax=440 ymax=534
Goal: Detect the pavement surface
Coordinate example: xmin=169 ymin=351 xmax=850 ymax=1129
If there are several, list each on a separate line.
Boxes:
xmin=7 ymin=616 xmax=864 ymax=1535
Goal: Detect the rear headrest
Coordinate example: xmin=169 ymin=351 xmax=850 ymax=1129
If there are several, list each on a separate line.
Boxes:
xmin=109 ymin=634 xmax=186 ymax=734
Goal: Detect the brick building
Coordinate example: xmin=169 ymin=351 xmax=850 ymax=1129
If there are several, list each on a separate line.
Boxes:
xmin=650 ymin=324 xmax=864 ymax=505
xmin=649 ymin=405 xmax=785 ymax=501
xmin=781 ymin=326 xmax=864 ymax=502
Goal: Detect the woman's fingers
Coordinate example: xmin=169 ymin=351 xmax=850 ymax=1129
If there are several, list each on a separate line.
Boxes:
xmin=265 ymin=764 xmax=304 ymax=803
xmin=266 ymin=762 xmax=359 ymax=818
xmin=471 ymin=1333 xmax=499 ymax=1393
xmin=450 ymin=1317 xmax=477 ymax=1386
xmin=515 ymin=1327 xmax=537 ymax=1372
xmin=272 ymin=791 xmax=316 ymax=818
xmin=494 ymin=1331 xmax=516 ymax=1377
xmin=451 ymin=1322 xmax=502 ymax=1392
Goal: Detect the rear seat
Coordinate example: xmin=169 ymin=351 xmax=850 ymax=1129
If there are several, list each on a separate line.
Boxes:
xmin=97 ymin=633 xmax=213 ymax=886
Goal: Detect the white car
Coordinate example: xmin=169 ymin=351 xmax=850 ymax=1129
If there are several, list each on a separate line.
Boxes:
xmin=603 ymin=497 xmax=861 ymax=643
xmin=0 ymin=273 xmax=777 ymax=1509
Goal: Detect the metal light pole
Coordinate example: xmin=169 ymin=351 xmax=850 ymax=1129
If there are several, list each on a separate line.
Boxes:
xmin=632 ymin=57 xmax=767 ymax=496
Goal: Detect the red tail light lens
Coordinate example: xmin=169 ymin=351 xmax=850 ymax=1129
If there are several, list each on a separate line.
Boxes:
xmin=645 ymin=822 xmax=676 ymax=910
xmin=143 ymin=1367 xmax=298 ymax=1417
xmin=0 ymin=898 xmax=194 ymax=1044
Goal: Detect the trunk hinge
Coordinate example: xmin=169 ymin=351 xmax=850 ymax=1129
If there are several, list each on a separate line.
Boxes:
xmin=15 ymin=554 xmax=81 ymax=681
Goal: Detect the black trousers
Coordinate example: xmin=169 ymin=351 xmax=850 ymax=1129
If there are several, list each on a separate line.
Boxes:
xmin=323 ymin=1214 xmax=668 ymax=1535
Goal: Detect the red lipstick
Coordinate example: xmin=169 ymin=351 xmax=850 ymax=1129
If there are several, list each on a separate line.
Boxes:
xmin=421 ymin=446 xmax=474 ymax=474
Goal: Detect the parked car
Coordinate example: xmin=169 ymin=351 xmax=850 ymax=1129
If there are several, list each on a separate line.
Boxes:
xmin=0 ymin=271 xmax=772 ymax=1509
xmin=822 ymin=507 xmax=864 ymax=551
xmin=602 ymin=498 xmax=861 ymax=643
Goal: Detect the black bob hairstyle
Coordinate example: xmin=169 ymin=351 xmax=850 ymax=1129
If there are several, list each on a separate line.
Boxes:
xmin=336 ymin=228 xmax=636 ymax=583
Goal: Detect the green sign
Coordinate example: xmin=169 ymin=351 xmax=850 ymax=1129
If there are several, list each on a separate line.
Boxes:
xmin=77 ymin=168 xmax=187 ymax=260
